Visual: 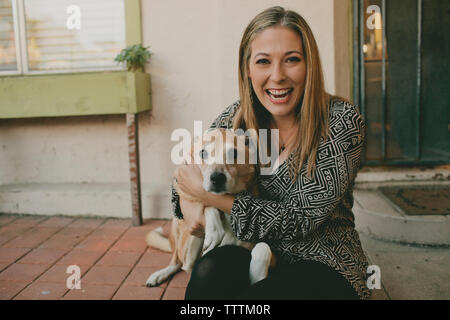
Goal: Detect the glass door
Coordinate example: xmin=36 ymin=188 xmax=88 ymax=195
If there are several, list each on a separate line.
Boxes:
xmin=354 ymin=0 xmax=450 ymax=165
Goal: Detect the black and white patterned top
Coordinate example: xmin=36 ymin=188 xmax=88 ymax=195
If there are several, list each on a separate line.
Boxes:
xmin=171 ymin=99 xmax=371 ymax=299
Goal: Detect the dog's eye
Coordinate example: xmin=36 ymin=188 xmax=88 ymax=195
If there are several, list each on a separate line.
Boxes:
xmin=227 ymin=148 xmax=238 ymax=160
xmin=199 ymin=149 xmax=208 ymax=160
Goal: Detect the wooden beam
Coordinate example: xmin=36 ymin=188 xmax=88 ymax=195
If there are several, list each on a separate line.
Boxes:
xmin=127 ymin=113 xmax=143 ymax=226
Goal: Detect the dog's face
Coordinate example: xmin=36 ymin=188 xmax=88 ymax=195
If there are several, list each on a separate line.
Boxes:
xmin=193 ymin=129 xmax=256 ymax=195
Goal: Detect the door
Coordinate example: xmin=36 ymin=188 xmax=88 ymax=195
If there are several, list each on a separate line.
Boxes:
xmin=354 ymin=0 xmax=450 ymax=165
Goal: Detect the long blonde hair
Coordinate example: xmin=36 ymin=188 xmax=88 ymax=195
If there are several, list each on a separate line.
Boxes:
xmin=233 ymin=6 xmax=334 ymax=181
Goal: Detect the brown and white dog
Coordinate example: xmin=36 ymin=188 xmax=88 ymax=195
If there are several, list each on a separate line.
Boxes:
xmin=145 ymin=128 xmax=276 ymax=287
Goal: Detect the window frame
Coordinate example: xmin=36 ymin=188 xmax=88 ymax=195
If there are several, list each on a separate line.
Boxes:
xmin=0 ymin=0 xmax=127 ymax=76
xmin=1 ymin=0 xmax=21 ymax=75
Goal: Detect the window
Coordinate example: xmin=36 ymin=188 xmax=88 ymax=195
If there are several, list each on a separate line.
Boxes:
xmin=0 ymin=0 xmax=18 ymax=72
xmin=0 ymin=0 xmax=126 ymax=75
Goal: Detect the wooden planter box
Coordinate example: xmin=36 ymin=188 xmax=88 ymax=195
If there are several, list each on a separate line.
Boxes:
xmin=0 ymin=70 xmax=151 ymax=118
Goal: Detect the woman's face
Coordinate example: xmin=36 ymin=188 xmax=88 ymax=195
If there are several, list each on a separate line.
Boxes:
xmin=248 ymin=25 xmax=306 ymax=120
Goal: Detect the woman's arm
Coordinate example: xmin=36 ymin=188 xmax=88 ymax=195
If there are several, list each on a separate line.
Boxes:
xmin=203 ymin=193 xmax=235 ymax=213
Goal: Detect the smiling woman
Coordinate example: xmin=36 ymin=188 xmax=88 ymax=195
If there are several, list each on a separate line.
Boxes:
xmin=234 ymin=8 xmax=331 ymax=180
xmin=174 ymin=6 xmax=370 ymax=300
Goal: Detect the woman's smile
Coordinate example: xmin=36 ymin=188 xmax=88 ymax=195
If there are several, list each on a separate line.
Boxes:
xmin=265 ymin=88 xmax=294 ymax=104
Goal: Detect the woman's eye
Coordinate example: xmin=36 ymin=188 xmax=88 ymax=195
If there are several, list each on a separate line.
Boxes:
xmin=287 ymin=56 xmax=301 ymax=63
xmin=256 ymin=58 xmax=270 ymax=64
xmin=199 ymin=149 xmax=208 ymax=160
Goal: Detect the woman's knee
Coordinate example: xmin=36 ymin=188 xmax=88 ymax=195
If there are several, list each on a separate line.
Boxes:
xmin=185 ymin=245 xmax=251 ymax=299
xmin=190 ymin=254 xmax=219 ymax=283
xmin=191 ymin=245 xmax=251 ymax=282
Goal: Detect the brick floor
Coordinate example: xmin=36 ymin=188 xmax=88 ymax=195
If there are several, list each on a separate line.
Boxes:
xmin=0 ymin=214 xmax=188 ymax=300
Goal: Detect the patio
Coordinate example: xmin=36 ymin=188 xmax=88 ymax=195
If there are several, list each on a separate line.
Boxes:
xmin=1 ymin=212 xmax=449 ymax=300
xmin=0 ymin=215 xmax=188 ymax=300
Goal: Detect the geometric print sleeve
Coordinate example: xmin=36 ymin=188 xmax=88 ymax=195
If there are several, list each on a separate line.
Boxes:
xmin=230 ymin=101 xmax=366 ymax=242
xmin=208 ymin=100 xmax=241 ymax=130
xmin=171 ymin=183 xmax=183 ymax=219
xmin=170 ymin=100 xmax=241 ymax=219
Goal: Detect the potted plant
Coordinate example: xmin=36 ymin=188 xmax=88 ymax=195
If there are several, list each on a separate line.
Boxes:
xmin=114 ymin=44 xmax=152 ymax=72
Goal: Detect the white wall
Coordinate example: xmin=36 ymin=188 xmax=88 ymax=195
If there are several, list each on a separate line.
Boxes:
xmin=0 ymin=0 xmax=337 ymax=219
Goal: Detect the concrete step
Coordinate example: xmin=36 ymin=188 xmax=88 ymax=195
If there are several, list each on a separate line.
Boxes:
xmin=0 ymin=183 xmax=172 ymax=220
xmin=355 ymin=165 xmax=450 ymax=183
xmin=354 ymin=180 xmax=450 ymax=246
xmin=360 ymin=233 xmax=450 ymax=300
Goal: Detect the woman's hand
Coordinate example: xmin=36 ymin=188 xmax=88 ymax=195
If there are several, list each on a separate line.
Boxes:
xmin=180 ymin=197 xmax=205 ymax=237
xmin=176 ymin=163 xmax=208 ymax=202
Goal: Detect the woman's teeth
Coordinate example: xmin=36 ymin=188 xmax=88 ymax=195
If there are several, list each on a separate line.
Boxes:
xmin=266 ymin=88 xmax=293 ymax=100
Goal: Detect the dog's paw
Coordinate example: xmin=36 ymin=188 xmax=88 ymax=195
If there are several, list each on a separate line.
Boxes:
xmin=146 ymin=269 xmax=170 ymax=287
xmin=146 ymin=272 xmax=163 ymax=287
xmin=203 ymin=228 xmax=225 ymax=254
xmin=146 ymin=265 xmax=180 ymax=287
xmin=249 ymin=242 xmax=272 ymax=285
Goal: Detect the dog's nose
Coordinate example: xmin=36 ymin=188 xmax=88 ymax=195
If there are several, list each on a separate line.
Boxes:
xmin=210 ymin=172 xmax=226 ymax=187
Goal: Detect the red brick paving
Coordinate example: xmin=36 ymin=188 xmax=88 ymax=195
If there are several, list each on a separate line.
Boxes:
xmin=18 ymin=248 xmax=70 ymax=265
xmin=3 ymin=226 xmax=61 ymax=248
xmin=137 ymin=249 xmax=172 ymax=268
xmin=0 ymin=224 xmax=35 ymax=246
xmin=56 ymin=249 xmax=104 ymax=267
xmin=122 ymin=265 xmax=176 ymax=289
xmin=62 ymin=284 xmax=119 ymax=300
xmin=169 ymin=269 xmax=191 ymax=288
xmin=82 ymin=265 xmax=132 ymax=286
xmin=38 ymin=217 xmax=75 ymax=228
xmin=0 ymin=215 xmax=17 ymax=226
xmin=0 ymin=214 xmax=188 ymax=300
xmin=74 ymin=236 xmax=118 ymax=252
xmin=162 ymin=287 xmax=187 ymax=300
xmin=112 ymin=285 xmax=165 ymax=300
xmin=0 ymin=263 xmax=50 ymax=282
xmin=0 ymin=247 xmax=31 ymax=264
xmin=36 ymin=264 xmax=90 ymax=283
xmin=13 ymin=281 xmax=69 ymax=300
xmin=0 ymin=280 xmax=29 ymax=300
xmin=96 ymin=251 xmax=142 ymax=267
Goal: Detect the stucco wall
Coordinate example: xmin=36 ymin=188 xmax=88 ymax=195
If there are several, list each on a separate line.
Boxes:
xmin=0 ymin=0 xmax=344 ymax=219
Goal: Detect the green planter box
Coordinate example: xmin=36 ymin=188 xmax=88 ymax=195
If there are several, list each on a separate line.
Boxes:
xmin=0 ymin=70 xmax=151 ymax=119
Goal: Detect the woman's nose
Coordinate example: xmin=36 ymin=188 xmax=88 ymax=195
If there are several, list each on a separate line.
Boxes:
xmin=270 ymin=63 xmax=286 ymax=82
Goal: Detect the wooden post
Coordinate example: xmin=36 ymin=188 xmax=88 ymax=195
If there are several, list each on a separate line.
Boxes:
xmin=127 ymin=113 xmax=143 ymax=226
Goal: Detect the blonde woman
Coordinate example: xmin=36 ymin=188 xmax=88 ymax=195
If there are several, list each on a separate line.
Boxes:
xmin=174 ymin=6 xmax=370 ymax=300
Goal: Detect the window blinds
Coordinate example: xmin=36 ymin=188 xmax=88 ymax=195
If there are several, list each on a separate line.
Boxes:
xmin=24 ymin=0 xmax=125 ymax=71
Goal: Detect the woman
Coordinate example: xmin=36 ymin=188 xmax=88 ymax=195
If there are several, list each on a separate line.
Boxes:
xmin=173 ymin=6 xmax=370 ymax=300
